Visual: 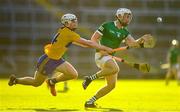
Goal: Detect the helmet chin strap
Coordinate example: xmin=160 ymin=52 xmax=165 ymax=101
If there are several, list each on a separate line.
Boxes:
xmin=117 ymin=18 xmax=128 ymax=27
xmin=117 ymin=18 xmax=122 ymax=24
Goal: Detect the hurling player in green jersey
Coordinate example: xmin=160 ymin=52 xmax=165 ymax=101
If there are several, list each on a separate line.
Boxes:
xmin=82 ymin=8 xmax=153 ymax=108
xmin=165 ymin=39 xmax=180 ymax=86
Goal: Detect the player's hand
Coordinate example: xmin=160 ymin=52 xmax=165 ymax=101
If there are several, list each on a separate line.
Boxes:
xmin=100 ymin=47 xmax=113 ymax=56
xmin=105 ymin=47 xmax=113 ymax=54
xmin=138 ymin=34 xmax=151 ymax=44
xmin=141 ymin=34 xmax=152 ymax=41
xmin=128 ymin=42 xmax=140 ymax=48
xmin=99 ymin=50 xmax=109 ymax=56
xmin=138 ymin=34 xmax=156 ymax=48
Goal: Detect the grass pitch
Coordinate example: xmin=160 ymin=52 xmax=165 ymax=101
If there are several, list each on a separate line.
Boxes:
xmin=0 ymin=79 xmax=180 ymax=112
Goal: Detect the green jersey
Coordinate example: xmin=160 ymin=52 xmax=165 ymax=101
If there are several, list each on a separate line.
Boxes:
xmin=62 ymin=53 xmax=68 ymax=60
xmin=97 ymin=21 xmax=130 ymax=49
xmin=169 ymin=47 xmax=180 ymax=65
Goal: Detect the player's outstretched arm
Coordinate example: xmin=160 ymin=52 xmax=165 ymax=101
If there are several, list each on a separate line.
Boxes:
xmin=72 ymin=42 xmax=89 ymax=48
xmin=125 ymin=34 xmax=141 ymax=48
xmin=125 ymin=34 xmax=155 ymax=48
xmin=137 ymin=34 xmax=156 ymax=48
xmin=74 ymin=37 xmax=113 ymax=54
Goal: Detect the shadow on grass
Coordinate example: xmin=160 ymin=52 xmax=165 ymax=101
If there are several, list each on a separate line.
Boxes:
xmin=85 ymin=107 xmax=123 ymax=112
xmin=7 ymin=107 xmax=123 ymax=111
xmin=7 ymin=108 xmax=79 ymax=112
xmin=57 ymin=90 xmax=68 ymax=93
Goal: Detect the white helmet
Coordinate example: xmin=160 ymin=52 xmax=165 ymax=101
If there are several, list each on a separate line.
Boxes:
xmin=61 ymin=13 xmax=77 ymax=24
xmin=116 ymin=8 xmax=132 ymax=17
xmin=171 ymin=39 xmax=179 ymax=46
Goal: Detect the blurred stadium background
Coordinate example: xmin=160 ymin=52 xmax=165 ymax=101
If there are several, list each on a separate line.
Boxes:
xmin=0 ymin=0 xmax=179 ymax=79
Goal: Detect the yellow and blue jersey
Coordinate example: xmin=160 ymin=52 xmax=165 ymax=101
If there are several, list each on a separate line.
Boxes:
xmin=44 ymin=27 xmax=80 ymax=60
xmin=36 ymin=27 xmax=80 ymax=75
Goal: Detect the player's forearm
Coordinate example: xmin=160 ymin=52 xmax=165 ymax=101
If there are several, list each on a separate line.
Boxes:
xmin=127 ymin=40 xmax=141 ymax=48
xmin=91 ymin=37 xmax=103 ymax=49
xmin=75 ymin=38 xmax=99 ymax=48
xmin=85 ymin=40 xmax=106 ymax=51
xmin=127 ymin=38 xmax=146 ymax=48
xmin=126 ymin=35 xmax=141 ymax=48
xmin=72 ymin=42 xmax=89 ymax=48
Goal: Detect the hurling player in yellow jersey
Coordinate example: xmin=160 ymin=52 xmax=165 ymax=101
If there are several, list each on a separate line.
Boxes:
xmin=8 ymin=13 xmax=113 ymax=96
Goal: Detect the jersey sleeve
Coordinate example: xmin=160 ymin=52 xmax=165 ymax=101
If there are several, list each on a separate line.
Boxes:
xmin=71 ymin=32 xmax=81 ymax=41
xmin=97 ymin=23 xmax=106 ymax=35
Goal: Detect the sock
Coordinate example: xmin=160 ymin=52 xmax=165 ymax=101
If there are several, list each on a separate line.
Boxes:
xmin=14 ymin=78 xmax=18 ymax=84
xmin=89 ymin=74 xmax=98 ymax=81
xmin=87 ymin=96 xmax=97 ymax=104
xmin=49 ymin=78 xmax=57 ymax=85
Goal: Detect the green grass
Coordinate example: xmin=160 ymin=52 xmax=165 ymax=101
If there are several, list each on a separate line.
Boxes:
xmin=0 ymin=79 xmax=180 ymax=112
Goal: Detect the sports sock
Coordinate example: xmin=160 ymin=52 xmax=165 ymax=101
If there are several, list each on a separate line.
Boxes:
xmin=14 ymin=78 xmax=18 ymax=84
xmin=49 ymin=78 xmax=57 ymax=85
xmin=87 ymin=96 xmax=97 ymax=104
xmin=89 ymin=74 xmax=98 ymax=81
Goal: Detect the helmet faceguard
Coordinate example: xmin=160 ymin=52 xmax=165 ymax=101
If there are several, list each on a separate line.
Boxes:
xmin=116 ymin=8 xmax=132 ymax=26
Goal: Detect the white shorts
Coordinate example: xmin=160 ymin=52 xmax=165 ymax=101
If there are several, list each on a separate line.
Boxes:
xmin=95 ymin=52 xmax=116 ymax=68
xmin=171 ymin=64 xmax=179 ymax=69
xmin=170 ymin=64 xmax=180 ymax=77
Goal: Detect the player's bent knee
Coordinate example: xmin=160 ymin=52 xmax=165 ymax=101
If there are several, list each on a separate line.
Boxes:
xmin=105 ymin=60 xmax=120 ymax=74
xmin=110 ymin=66 xmax=119 ymax=74
xmin=71 ymin=73 xmax=78 ymax=79
xmin=69 ymin=72 xmax=78 ymax=79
